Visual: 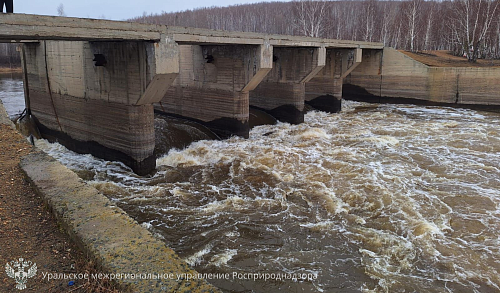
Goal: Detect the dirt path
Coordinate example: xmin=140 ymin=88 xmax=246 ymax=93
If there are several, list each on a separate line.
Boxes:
xmin=401 ymin=50 xmax=500 ymax=67
xmin=0 ymin=123 xmax=120 ymax=292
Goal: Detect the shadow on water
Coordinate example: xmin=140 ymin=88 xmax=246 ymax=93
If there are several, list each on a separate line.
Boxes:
xmin=155 ymin=108 xmax=279 ymax=157
xmin=249 ymin=106 xmax=277 ymax=128
xmin=154 ymin=114 xmax=220 ymax=157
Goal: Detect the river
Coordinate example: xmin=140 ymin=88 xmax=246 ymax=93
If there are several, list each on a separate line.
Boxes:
xmin=2 ymin=74 xmax=499 ymax=292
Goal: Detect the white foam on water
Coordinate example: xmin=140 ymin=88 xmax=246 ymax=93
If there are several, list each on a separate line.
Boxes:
xmin=32 ymin=100 xmax=500 ymax=293
xmin=141 ymin=222 xmax=153 ymax=229
xmin=202 ymin=196 xmax=248 ymax=213
xmin=184 ymin=244 xmax=214 ymax=266
xmin=209 ymin=249 xmax=238 ymax=267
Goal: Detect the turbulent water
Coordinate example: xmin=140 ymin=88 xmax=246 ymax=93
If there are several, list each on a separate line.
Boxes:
xmin=0 ymin=73 xmax=25 ymax=118
xmin=3 ymin=75 xmax=500 ymax=292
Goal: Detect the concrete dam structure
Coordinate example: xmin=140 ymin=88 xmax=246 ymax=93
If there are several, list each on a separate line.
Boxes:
xmin=2 ymin=14 xmax=499 ymax=175
xmin=345 ymin=47 xmax=500 ymax=106
xmin=0 ymin=14 xmax=381 ymax=175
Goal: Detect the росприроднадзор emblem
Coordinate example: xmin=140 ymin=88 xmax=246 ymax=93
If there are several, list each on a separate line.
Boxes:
xmin=5 ymin=258 xmax=37 ymax=290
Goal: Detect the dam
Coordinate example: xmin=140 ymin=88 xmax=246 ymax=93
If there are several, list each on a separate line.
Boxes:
xmin=2 ymin=13 xmax=500 ymax=293
xmin=3 ymin=14 xmax=499 ymax=175
xmin=1 ymin=13 xmax=381 ymax=175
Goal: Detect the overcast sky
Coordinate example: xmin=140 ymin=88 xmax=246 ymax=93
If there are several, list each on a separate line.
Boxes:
xmin=14 ymin=0 xmax=289 ymax=21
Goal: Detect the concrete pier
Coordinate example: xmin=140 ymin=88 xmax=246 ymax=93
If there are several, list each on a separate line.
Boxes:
xmin=250 ymin=47 xmax=325 ymax=124
xmin=156 ymin=44 xmax=272 ymax=138
xmin=305 ymin=48 xmax=362 ymax=113
xmin=21 ymin=39 xmax=177 ymax=175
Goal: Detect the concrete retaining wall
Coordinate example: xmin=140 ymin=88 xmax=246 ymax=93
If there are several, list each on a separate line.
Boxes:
xmin=0 ymin=98 xmax=219 ymax=292
xmin=346 ymin=47 xmax=500 ymax=105
xmin=0 ymin=99 xmax=15 ymax=128
xmin=19 ymin=150 xmax=219 ymax=293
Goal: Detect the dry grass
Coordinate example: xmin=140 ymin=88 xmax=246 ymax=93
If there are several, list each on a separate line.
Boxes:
xmin=0 ymin=123 xmax=122 ymax=293
xmin=70 ymin=256 xmax=122 ymax=293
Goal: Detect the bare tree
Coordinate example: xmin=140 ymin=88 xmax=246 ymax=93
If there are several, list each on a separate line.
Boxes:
xmin=404 ymin=0 xmax=422 ymax=52
xmin=380 ymin=2 xmax=399 ymax=46
xmin=423 ymin=2 xmax=436 ymax=50
xmin=393 ymin=17 xmax=404 ymax=49
xmin=449 ymin=0 xmax=499 ymax=62
xmin=329 ymin=3 xmax=344 ymax=39
xmin=57 ymin=3 xmax=66 ymax=17
xmin=293 ymin=0 xmax=328 ymax=38
xmin=127 ymin=0 xmax=500 ymax=58
xmin=361 ymin=0 xmax=376 ymax=42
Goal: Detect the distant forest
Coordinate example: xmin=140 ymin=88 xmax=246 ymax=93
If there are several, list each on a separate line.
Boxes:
xmin=0 ymin=43 xmax=21 ymax=68
xmin=131 ymin=0 xmax=500 ymax=62
xmin=2 ymin=0 xmax=499 ymax=67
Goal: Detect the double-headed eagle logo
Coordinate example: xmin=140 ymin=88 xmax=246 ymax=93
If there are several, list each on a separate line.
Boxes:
xmin=5 ymin=258 xmax=37 ymax=290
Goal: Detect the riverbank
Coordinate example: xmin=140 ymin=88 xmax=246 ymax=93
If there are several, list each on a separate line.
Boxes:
xmin=0 ymin=66 xmax=22 ymax=73
xmin=0 ymin=98 xmax=220 ymax=292
xmin=0 ymin=103 xmax=120 ymax=292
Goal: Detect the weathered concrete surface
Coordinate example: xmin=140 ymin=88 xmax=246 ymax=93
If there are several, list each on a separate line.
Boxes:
xmin=0 ymin=14 xmax=384 ymax=50
xmin=1 ymin=13 xmax=386 ymax=175
xmin=22 ymin=40 xmax=169 ymax=175
xmin=305 ymin=48 xmax=362 ymax=113
xmin=23 ymin=41 xmax=174 ymax=106
xmin=250 ymin=46 xmax=325 ymax=124
xmin=171 ymin=29 xmax=383 ymax=48
xmin=346 ymin=47 xmax=500 ymax=105
xmin=20 ymin=151 xmax=220 ymax=293
xmin=0 ymin=99 xmax=15 ymax=128
xmin=156 ymin=44 xmax=272 ymax=138
xmin=0 ymin=13 xmax=165 ymax=41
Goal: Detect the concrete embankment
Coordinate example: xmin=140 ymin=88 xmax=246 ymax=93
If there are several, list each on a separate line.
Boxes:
xmin=0 ymin=100 xmax=219 ymax=293
xmin=346 ymin=47 xmax=500 ymax=107
xmin=19 ymin=152 xmax=220 ymax=293
xmin=0 ymin=99 xmax=15 ymax=128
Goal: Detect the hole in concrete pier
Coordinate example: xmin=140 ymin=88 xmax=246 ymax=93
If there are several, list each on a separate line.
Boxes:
xmin=205 ymin=54 xmax=214 ymax=63
xmin=93 ymin=54 xmax=107 ymax=66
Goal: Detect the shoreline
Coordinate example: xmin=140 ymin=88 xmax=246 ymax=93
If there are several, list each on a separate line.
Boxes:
xmin=0 ymin=99 xmax=219 ymax=293
xmin=0 ymin=66 xmax=22 ymax=73
xmin=0 ymin=100 xmax=121 ymax=292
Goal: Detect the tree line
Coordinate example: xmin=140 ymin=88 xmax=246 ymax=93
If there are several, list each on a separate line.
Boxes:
xmin=132 ymin=0 xmax=500 ymax=62
xmin=2 ymin=0 xmax=499 ymax=66
xmin=0 ymin=43 xmax=21 ymax=68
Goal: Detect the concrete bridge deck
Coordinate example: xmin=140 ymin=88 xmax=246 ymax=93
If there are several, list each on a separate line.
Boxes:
xmin=0 ymin=14 xmax=383 ymax=49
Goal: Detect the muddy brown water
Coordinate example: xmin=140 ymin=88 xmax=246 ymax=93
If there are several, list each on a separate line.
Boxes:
xmin=2 ymin=75 xmax=500 ymax=292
